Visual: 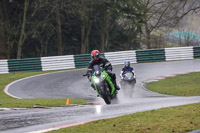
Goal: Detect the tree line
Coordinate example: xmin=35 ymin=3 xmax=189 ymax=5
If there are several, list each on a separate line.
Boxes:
xmin=0 ymin=0 xmax=199 ymax=59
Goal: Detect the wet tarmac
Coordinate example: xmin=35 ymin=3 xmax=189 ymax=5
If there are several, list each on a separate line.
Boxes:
xmin=1 ymin=59 xmax=200 ymax=133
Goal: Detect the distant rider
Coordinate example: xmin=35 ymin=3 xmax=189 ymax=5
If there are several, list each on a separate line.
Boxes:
xmin=120 ymin=60 xmax=134 ymax=79
xmin=87 ymin=50 xmax=120 ymax=90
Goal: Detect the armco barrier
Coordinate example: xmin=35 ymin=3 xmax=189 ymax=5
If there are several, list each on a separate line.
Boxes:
xmin=0 ymin=60 xmax=9 ymax=74
xmin=41 ymin=55 xmax=75 ymax=71
xmin=74 ymin=53 xmax=105 ymax=68
xmin=136 ymin=49 xmax=165 ymax=63
xmin=104 ymin=50 xmax=136 ymax=65
xmin=165 ymin=46 xmax=194 ymax=61
xmin=194 ymin=46 xmax=200 ymax=59
xmin=8 ymin=58 xmax=42 ymax=73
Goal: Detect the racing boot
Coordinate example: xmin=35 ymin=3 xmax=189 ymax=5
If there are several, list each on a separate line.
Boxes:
xmin=113 ymin=79 xmax=120 ymax=90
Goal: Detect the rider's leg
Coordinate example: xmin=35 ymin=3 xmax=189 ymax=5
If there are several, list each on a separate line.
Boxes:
xmin=109 ymin=73 xmax=120 ymax=90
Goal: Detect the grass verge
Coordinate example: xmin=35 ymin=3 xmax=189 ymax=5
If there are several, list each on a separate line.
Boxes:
xmin=48 ymin=72 xmax=200 ymax=133
xmin=146 ymin=72 xmax=200 ymax=96
xmin=50 ymin=103 xmax=200 ymax=133
xmin=0 ymin=70 xmax=90 ymax=108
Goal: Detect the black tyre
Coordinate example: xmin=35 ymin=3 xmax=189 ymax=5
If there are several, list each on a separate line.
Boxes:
xmin=99 ymin=86 xmax=111 ymax=104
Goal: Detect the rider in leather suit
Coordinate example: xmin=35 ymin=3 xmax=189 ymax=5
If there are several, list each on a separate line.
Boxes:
xmin=87 ymin=50 xmax=120 ymax=90
xmin=120 ymin=60 xmax=134 ymax=79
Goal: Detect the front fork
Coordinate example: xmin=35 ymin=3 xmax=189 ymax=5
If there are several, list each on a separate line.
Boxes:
xmin=96 ymin=81 xmax=110 ymax=97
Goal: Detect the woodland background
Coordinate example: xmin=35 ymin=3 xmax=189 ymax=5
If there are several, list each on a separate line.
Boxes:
xmin=0 ymin=0 xmax=200 ymax=59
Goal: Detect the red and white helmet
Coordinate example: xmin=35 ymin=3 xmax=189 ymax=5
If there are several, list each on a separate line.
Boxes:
xmin=91 ymin=50 xmax=100 ymax=62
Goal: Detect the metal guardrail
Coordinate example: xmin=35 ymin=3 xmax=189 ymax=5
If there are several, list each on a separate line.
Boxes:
xmin=0 ymin=46 xmax=200 ymax=74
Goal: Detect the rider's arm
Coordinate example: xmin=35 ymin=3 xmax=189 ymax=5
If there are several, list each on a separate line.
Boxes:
xmin=103 ymin=58 xmax=112 ymax=72
xmin=122 ymin=68 xmax=125 ymax=74
xmin=130 ymin=67 xmax=134 ymax=72
xmin=87 ymin=61 xmax=93 ymax=80
xmin=120 ymin=71 xmax=124 ymax=79
xmin=130 ymin=67 xmax=136 ymax=78
xmin=120 ymin=68 xmax=125 ymax=79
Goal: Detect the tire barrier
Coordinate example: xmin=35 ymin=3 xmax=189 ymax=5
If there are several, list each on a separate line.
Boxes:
xmin=136 ymin=48 xmax=165 ymax=63
xmin=41 ymin=55 xmax=75 ymax=71
xmin=194 ymin=46 xmax=200 ymax=59
xmin=8 ymin=58 xmax=42 ymax=73
xmin=105 ymin=50 xmax=136 ymax=65
xmin=0 ymin=46 xmax=200 ymax=74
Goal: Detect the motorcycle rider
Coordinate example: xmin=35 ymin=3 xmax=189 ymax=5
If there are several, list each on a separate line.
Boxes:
xmin=120 ymin=60 xmax=134 ymax=79
xmin=87 ymin=50 xmax=120 ymax=91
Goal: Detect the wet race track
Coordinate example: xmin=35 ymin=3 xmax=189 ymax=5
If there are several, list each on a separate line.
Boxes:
xmin=1 ymin=60 xmax=200 ymax=133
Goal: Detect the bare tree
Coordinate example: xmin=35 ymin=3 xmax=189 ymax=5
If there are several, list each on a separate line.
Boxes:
xmin=17 ymin=0 xmax=29 ymax=59
xmin=100 ymin=1 xmax=116 ymax=52
xmin=4 ymin=22 xmax=20 ymax=59
xmin=141 ymin=0 xmax=200 ymax=49
xmin=0 ymin=0 xmax=6 ymax=59
xmin=79 ymin=0 xmax=93 ymax=54
xmin=55 ymin=0 xmax=63 ymax=55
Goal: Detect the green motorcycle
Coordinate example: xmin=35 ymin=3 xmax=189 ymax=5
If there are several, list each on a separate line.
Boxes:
xmin=83 ymin=64 xmax=118 ymax=104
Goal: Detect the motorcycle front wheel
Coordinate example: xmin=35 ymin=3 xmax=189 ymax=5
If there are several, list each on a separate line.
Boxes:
xmin=99 ymin=86 xmax=111 ymax=104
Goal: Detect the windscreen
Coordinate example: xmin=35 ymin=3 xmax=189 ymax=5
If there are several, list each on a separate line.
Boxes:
xmin=93 ymin=65 xmax=101 ymax=76
xmin=124 ymin=72 xmax=134 ymax=80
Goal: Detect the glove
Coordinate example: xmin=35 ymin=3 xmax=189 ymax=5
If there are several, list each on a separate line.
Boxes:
xmin=106 ymin=69 xmax=112 ymax=74
xmin=120 ymin=74 xmax=123 ymax=79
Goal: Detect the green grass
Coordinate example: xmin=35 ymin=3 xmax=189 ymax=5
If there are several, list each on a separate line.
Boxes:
xmin=0 ymin=70 xmax=90 ymax=108
xmin=146 ymin=72 xmax=200 ymax=96
xmin=48 ymin=72 xmax=200 ymax=133
xmin=50 ymin=103 xmax=200 ymax=133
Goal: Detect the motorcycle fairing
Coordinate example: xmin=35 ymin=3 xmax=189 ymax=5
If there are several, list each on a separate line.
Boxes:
xmin=91 ymin=70 xmax=115 ymax=96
